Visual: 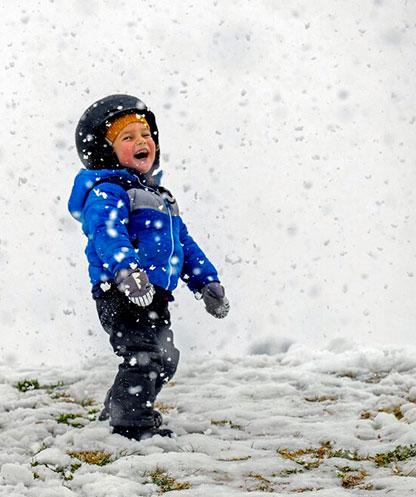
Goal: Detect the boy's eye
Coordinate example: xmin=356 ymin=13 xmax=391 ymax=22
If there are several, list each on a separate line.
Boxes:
xmin=122 ymin=135 xmax=132 ymax=141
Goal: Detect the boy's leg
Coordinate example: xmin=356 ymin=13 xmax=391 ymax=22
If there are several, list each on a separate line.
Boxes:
xmin=95 ymin=285 xmax=179 ymax=429
xmin=154 ymin=325 xmax=180 ymax=397
xmin=97 ymin=329 xmax=179 ymax=421
xmin=109 ymin=352 xmax=159 ymax=428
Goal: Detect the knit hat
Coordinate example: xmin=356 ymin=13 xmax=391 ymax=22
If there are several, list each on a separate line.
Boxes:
xmin=105 ymin=113 xmax=150 ymax=143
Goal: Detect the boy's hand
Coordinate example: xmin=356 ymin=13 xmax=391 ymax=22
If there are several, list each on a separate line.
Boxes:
xmin=201 ymin=282 xmax=230 ymax=319
xmin=115 ymin=268 xmax=155 ymax=307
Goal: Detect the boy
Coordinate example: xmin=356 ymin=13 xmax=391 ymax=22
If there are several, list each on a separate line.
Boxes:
xmin=68 ymin=94 xmax=229 ymax=441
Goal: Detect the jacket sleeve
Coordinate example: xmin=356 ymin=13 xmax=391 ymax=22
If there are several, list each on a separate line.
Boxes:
xmin=81 ymin=182 xmax=142 ymax=277
xmin=179 ymin=218 xmax=219 ymax=293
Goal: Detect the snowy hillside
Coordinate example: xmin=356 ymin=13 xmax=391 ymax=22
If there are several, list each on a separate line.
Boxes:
xmin=2 ymin=344 xmax=416 ymax=496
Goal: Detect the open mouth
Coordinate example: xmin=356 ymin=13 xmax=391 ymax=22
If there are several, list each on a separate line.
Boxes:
xmin=134 ymin=150 xmax=149 ymax=160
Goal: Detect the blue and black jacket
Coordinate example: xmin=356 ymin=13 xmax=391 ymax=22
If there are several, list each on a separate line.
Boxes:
xmin=68 ymin=168 xmax=219 ymax=297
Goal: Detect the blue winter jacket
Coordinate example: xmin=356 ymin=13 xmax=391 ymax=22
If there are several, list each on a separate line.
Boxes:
xmin=68 ymin=168 xmax=219 ymax=296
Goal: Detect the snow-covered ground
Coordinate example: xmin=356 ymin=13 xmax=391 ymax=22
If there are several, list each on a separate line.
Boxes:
xmin=2 ymin=0 xmax=416 ymax=365
xmin=2 ymin=343 xmax=416 ymax=496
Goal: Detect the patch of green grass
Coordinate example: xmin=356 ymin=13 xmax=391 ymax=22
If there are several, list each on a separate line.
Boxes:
xmin=211 ymin=419 xmax=243 ymax=430
xmin=278 ymin=442 xmax=370 ymax=472
xmin=54 ymin=465 xmax=81 ymax=481
xmin=45 ymin=381 xmax=65 ymax=391
xmin=16 ymin=379 xmax=41 ymax=392
xmin=337 ymin=469 xmax=369 ymax=489
xmin=374 ymin=445 xmax=416 ymax=467
xmin=146 ymin=466 xmax=192 ymax=493
xmin=16 ymin=379 xmax=65 ymax=393
xmin=277 ymin=442 xmax=416 ymax=488
xmin=246 ymin=472 xmax=274 ymax=492
xmin=301 ymin=460 xmax=322 ymax=470
xmin=277 ymin=441 xmax=416 ymax=484
xmin=70 ymin=462 xmax=82 ymax=472
xmin=278 ymin=441 xmax=333 ymax=470
xmin=16 ymin=379 xmax=100 ymax=425
xmin=56 ymin=413 xmax=84 ymax=428
xmin=335 ymin=465 xmax=361 ymax=473
xmin=86 ymin=408 xmax=100 ymax=421
xmin=50 ymin=391 xmax=76 ymax=402
xmin=327 ymin=448 xmax=367 ymax=462
xmin=68 ymin=450 xmax=113 ymax=466
xmin=50 ymin=392 xmax=98 ymax=412
xmin=273 ymin=468 xmax=300 ymax=477
xmin=31 ymin=460 xmax=81 ymax=482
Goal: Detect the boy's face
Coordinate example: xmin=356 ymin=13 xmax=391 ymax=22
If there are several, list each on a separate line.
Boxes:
xmin=112 ymin=121 xmax=156 ymax=174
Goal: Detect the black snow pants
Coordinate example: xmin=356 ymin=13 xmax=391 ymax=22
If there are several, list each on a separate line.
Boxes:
xmin=95 ymin=284 xmax=180 ymax=428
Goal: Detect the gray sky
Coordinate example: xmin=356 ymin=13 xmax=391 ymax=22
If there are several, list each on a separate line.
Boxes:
xmin=1 ymin=0 xmax=415 ymax=365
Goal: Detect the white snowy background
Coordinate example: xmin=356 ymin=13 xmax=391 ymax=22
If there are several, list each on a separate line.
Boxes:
xmin=1 ymin=0 xmax=415 ymax=365
xmin=1 ymin=1 xmax=416 ymax=496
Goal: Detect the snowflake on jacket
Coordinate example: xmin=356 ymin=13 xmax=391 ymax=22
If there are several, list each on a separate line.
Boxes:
xmin=68 ymin=167 xmax=219 ymax=297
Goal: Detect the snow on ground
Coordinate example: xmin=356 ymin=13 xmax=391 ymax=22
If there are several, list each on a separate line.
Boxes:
xmin=1 ymin=343 xmax=416 ymax=496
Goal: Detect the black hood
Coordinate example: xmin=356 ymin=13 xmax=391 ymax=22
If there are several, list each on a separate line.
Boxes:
xmin=75 ymin=94 xmax=160 ymax=175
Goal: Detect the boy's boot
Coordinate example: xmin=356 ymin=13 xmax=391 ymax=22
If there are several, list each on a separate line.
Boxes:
xmin=113 ymin=425 xmax=174 ymax=441
xmin=98 ymin=387 xmax=163 ymax=427
xmin=101 ymin=407 xmax=163 ymax=428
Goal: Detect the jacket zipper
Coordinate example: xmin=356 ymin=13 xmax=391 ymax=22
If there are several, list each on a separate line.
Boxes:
xmin=136 ymin=176 xmax=174 ymax=290
xmin=165 ymin=204 xmax=174 ymax=290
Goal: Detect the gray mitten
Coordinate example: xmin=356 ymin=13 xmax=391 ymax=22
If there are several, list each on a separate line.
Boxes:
xmin=201 ymin=282 xmax=230 ymax=319
xmin=115 ymin=268 xmax=155 ymax=307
